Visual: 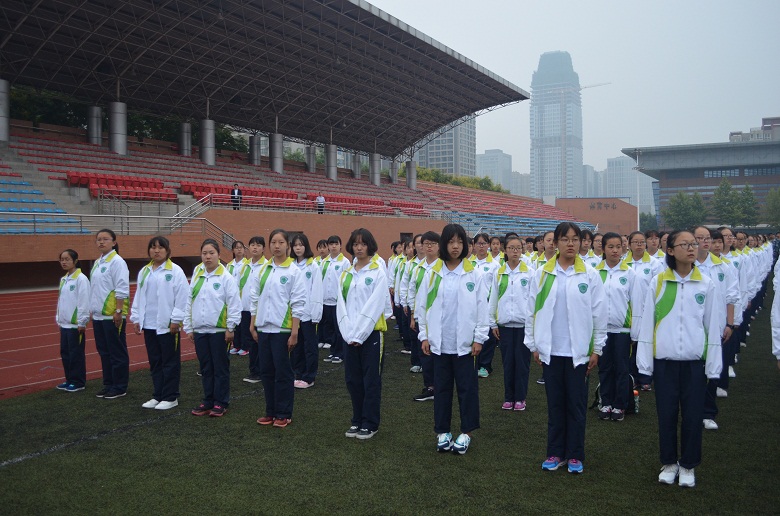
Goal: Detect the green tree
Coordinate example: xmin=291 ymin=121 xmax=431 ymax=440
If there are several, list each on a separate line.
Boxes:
xmin=284 ymin=148 xmax=306 ymax=162
xmin=639 ymin=212 xmax=658 ymax=231
xmin=710 ymin=179 xmax=742 ymax=226
xmin=9 ymin=85 xmax=87 ymax=128
xmin=764 ymin=187 xmax=780 ymax=229
xmin=661 ymin=191 xmax=707 ymax=230
xmin=315 ymin=149 xmax=325 ymax=165
xmin=739 ymin=184 xmax=758 ymax=227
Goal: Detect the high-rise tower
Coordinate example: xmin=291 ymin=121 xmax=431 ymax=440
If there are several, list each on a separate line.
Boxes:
xmin=530 ymin=51 xmax=583 ymax=200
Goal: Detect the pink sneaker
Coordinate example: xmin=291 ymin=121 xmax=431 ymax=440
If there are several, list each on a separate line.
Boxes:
xmin=237 ymin=349 xmax=249 ymax=356
xmin=514 ymin=401 xmax=526 ymax=411
xmin=501 ymin=402 xmax=513 ymax=410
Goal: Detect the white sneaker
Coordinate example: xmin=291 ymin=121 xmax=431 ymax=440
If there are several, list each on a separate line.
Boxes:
xmin=728 ymin=366 xmax=736 ymax=378
xmin=678 ymin=466 xmax=695 ymax=487
xmin=409 ymin=365 xmax=422 ymax=373
xmin=141 ymin=398 xmax=160 ymax=409
xmin=318 ymin=342 xmax=324 ymax=349
xmin=734 ymin=354 xmax=739 ymax=364
xmin=658 ymin=463 xmax=679 ymax=484
xmin=703 ymin=418 xmax=718 ymax=430
xmin=322 ymin=343 xmax=331 ymax=349
xmin=716 ymin=387 xmax=728 ymax=398
xmin=740 ymin=341 xmax=747 ymax=348
xmin=155 ymin=399 xmax=178 ymax=410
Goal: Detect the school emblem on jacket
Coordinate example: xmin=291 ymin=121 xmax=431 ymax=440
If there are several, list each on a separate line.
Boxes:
xmin=520 ymin=279 xmax=528 ymax=287
xmin=695 ymin=293 xmax=705 ymax=305
xmin=718 ymin=273 xmax=725 ymax=282
xmin=619 ymin=277 xmax=627 ymax=285
xmin=335 ymin=265 xmax=341 ymax=271
xmin=213 ymin=283 xmax=221 ymax=290
xmin=165 ymin=274 xmax=172 ymax=282
xmin=101 ymin=267 xmax=107 ymax=273
xmin=466 ymin=282 xmax=475 ymax=292
xmin=483 ymin=266 xmax=490 ymax=272
xmin=280 ymin=276 xmax=288 ymax=284
xmin=365 ymin=277 xmax=373 ymax=286
xmin=306 ymin=271 xmax=312 ymax=279
xmin=578 ymin=283 xmax=588 ymax=293
xmin=643 ymin=268 xmax=650 ymax=275
xmin=69 ymin=284 xmax=75 ymax=291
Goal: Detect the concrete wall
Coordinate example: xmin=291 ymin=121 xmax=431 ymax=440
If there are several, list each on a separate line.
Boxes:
xmin=0 ymin=210 xmax=445 ymax=289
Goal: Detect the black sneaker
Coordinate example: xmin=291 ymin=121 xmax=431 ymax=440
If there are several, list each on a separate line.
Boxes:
xmin=536 ymin=377 xmax=545 ymax=385
xmin=345 ymin=425 xmax=360 ymax=438
xmin=611 ymin=409 xmax=625 ymax=422
xmin=243 ymin=374 xmax=261 ymax=384
xmin=103 ymin=390 xmax=127 ymax=399
xmin=414 ymin=387 xmax=434 ymax=401
xmin=95 ymin=387 xmax=110 ymax=398
xmin=356 ymin=428 xmax=378 ymax=440
xmin=191 ymin=403 xmax=212 ymax=416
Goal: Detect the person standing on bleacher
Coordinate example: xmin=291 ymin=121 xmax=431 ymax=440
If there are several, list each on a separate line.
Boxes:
xmin=231 ymin=184 xmax=242 ymax=210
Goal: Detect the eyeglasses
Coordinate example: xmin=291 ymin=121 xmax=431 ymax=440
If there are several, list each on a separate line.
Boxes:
xmin=558 ymin=237 xmax=580 ymax=245
xmin=695 ymin=237 xmax=712 ymax=243
xmin=505 ymin=246 xmax=523 ymax=252
xmin=630 ymin=241 xmax=646 ymax=245
xmin=475 ymin=242 xmax=488 ymax=246
xmin=423 ymin=242 xmax=438 ymax=247
xmin=673 ymin=242 xmax=699 ymax=250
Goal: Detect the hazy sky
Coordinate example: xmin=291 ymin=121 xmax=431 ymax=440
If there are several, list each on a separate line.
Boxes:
xmin=369 ymin=0 xmax=780 ymax=172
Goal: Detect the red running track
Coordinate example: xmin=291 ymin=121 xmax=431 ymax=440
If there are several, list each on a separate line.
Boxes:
xmin=0 ymin=287 xmax=197 ymax=400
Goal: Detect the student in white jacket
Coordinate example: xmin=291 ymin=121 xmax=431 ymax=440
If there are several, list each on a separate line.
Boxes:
xmin=488 ymin=235 xmax=533 ymax=411
xmin=525 ymin=222 xmax=607 ymax=474
xmin=408 ymin=231 xmax=440 ymax=401
xmin=249 ymin=229 xmax=307 ymax=428
xmin=184 ymin=239 xmax=242 ymax=417
xmin=291 ymin=233 xmax=324 ymax=389
xmin=56 ymin=249 xmax=90 ymax=393
xmin=337 ymin=228 xmax=392 ymax=439
xmin=90 ymin=229 xmax=130 ymax=400
xmin=237 ymin=236 xmax=267 ymax=379
xmin=419 ymin=224 xmax=489 ymax=455
xmin=771 ymin=257 xmax=780 ymax=370
xmin=472 ymin=233 xmax=500 ymax=378
xmin=320 ymin=235 xmax=351 ymax=363
xmin=636 ymin=230 xmax=722 ymax=488
xmin=594 ymin=233 xmax=644 ymax=422
xmin=130 ymin=236 xmax=189 ymax=411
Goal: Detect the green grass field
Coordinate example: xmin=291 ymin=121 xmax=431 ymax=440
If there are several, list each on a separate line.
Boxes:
xmin=2 ymin=295 xmax=779 ymax=515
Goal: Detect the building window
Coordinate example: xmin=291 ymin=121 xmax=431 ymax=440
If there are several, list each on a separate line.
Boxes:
xmin=744 ymin=167 xmax=780 ymax=176
xmin=703 ymin=169 xmax=739 ymax=178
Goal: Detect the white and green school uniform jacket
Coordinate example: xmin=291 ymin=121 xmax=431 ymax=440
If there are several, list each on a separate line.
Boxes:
xmin=580 ymin=249 xmax=600 ymax=269
xmin=622 ymin=251 xmax=665 ymax=289
xmin=696 ymin=253 xmax=739 ymax=332
xmin=249 ymin=257 xmax=306 ymax=333
xmin=473 ymin=253 xmax=500 ymax=278
xmin=391 ymin=255 xmax=407 ymax=301
xmin=636 ymin=267 xmax=722 ymax=379
xmin=321 ymin=253 xmax=351 ymax=307
xmin=524 ymin=254 xmax=608 ymax=367
xmin=771 ymin=259 xmax=780 ymax=360
xmin=89 ymin=250 xmax=130 ymax=320
xmin=398 ymin=256 xmax=421 ymax=309
xmin=488 ymin=261 xmax=533 ymax=328
xmin=237 ymin=258 xmax=266 ymax=312
xmin=648 ymin=249 xmax=665 ymax=261
xmin=336 ymin=259 xmax=392 ymax=344
xmin=723 ymin=249 xmax=750 ymax=314
xmin=296 ymin=257 xmax=324 ymax=324
xmin=594 ymin=260 xmax=643 ymax=340
xmin=227 ymin=257 xmax=248 ymax=276
xmin=387 ymin=253 xmax=401 ymax=287
xmin=532 ymin=252 xmax=556 ymax=271
xmin=183 ymin=264 xmax=241 ymax=334
xmin=129 ymin=259 xmax=188 ymax=335
xmin=408 ymin=258 xmax=438 ymax=317
xmin=57 ymin=268 xmax=90 ymax=329
xmin=416 ymin=259 xmax=489 ymax=357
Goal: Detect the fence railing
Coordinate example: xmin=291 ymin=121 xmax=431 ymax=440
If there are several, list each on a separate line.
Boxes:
xmin=0 ymin=212 xmax=233 ymax=244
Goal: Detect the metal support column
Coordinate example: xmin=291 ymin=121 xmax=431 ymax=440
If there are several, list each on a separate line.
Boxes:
xmin=179 ymin=122 xmax=192 ymax=157
xmin=389 ymin=160 xmax=399 ymax=184
xmin=269 ymin=133 xmax=284 ymax=173
xmin=369 ymin=153 xmax=381 ymax=186
xmin=199 ymin=119 xmax=215 ymax=166
xmin=108 ymin=102 xmax=127 ymax=155
xmin=325 ymin=144 xmax=338 ymax=181
xmin=406 ymin=160 xmax=417 ymax=190
xmin=87 ymin=106 xmax=102 ymax=145
xmin=248 ymin=135 xmax=261 ymax=165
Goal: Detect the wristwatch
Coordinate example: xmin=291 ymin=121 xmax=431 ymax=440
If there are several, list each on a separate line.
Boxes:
xmin=227 ymin=326 xmax=235 ymax=332
xmin=727 ymin=324 xmax=737 ymax=330
xmin=115 ymin=309 xmax=122 ymax=314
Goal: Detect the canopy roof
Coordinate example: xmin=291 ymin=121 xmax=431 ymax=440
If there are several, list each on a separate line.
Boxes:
xmin=1 ymin=0 xmax=528 ymax=157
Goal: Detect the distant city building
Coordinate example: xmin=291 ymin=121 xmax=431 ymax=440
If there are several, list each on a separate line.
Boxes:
xmin=416 ymin=116 xmax=477 ymax=177
xmin=530 ymin=51 xmax=584 ymax=199
xmin=510 ymin=172 xmax=531 ymax=197
xmin=604 ymin=156 xmax=655 ymax=214
xmin=477 ymin=149 xmax=512 ymax=190
xmin=623 ymin=134 xmax=780 ymax=226
xmin=556 ymin=197 xmax=638 ymax=235
xmin=729 ymin=116 xmax=780 ymax=142
xmin=582 ymin=164 xmax=603 ymax=198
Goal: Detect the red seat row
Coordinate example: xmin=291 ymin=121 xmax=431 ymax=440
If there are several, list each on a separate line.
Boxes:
xmin=182 ymin=182 xmax=297 ymax=199
xmin=389 ymin=200 xmax=424 ymax=210
xmin=88 ymin=183 xmax=177 ymax=203
xmin=306 ymin=192 xmax=384 ymax=206
xmin=68 ymin=171 xmax=163 ymax=189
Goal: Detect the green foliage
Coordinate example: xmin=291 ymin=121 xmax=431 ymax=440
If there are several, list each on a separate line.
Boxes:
xmin=398 ymin=164 xmax=508 ymax=193
xmin=284 ymin=148 xmax=306 ymax=162
xmin=316 ymin=149 xmax=325 ymax=165
xmin=661 ymin=191 xmax=707 ymax=230
xmin=9 ymin=85 xmax=87 ymax=127
xmin=639 ymin=212 xmax=658 ymax=231
xmin=764 ymin=187 xmax=780 ymax=229
xmin=710 ymin=179 xmax=742 ymax=227
xmin=739 ymin=184 xmax=758 ymax=227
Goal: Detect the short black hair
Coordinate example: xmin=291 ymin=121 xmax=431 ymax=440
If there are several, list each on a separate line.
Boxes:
xmin=421 ymin=231 xmax=440 ymax=244
xmin=291 ymin=233 xmax=314 ymax=259
xmin=248 ymin=236 xmax=265 ymax=247
xmin=601 ymin=232 xmax=622 ymax=258
xmin=269 ymin=229 xmax=290 ymax=246
xmin=147 ymin=235 xmax=171 ymax=259
xmin=710 ymin=229 xmax=723 ymax=242
xmin=628 ymin=231 xmax=645 ymax=244
xmin=439 ymin=224 xmax=469 ymax=261
xmin=97 ymin=228 xmax=119 ymax=253
xmin=581 ymin=229 xmax=594 ymax=240
xmin=474 ymin=233 xmax=490 ymax=245
xmin=60 ymin=249 xmax=78 ymax=262
xmin=346 ymin=228 xmax=378 ymax=256
xmin=665 ymin=230 xmax=694 ymax=270
xmin=316 ymin=239 xmax=328 ymax=249
xmin=644 ymin=229 xmax=660 ymax=239
xmin=201 ymin=238 xmax=220 ymax=253
xmin=553 ymin=222 xmax=581 ymax=243
xmin=327 ymin=235 xmax=342 ymax=245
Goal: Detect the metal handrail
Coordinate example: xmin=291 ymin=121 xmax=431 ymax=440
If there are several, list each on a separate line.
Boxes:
xmin=97 ymin=189 xmax=130 ymax=218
